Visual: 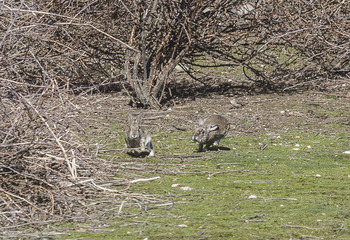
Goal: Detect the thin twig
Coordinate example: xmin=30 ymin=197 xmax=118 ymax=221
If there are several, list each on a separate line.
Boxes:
xmin=55 ymin=22 xmax=140 ymax=53
xmin=18 ymin=93 xmax=75 ymax=180
xmin=282 ymin=224 xmax=327 ymax=230
xmin=129 ymin=176 xmax=161 ymax=184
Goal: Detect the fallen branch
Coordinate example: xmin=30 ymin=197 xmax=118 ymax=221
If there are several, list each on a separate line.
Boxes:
xmin=262 ymin=197 xmax=298 ymax=201
xmin=129 ymin=176 xmax=161 ymax=184
xmin=117 ymin=201 xmax=126 ymax=215
xmin=282 ymin=224 xmax=327 ymax=230
xmin=74 ymin=179 xmax=121 ymax=193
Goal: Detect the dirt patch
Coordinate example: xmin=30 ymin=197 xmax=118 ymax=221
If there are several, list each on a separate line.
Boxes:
xmin=80 ymin=90 xmax=350 ymax=142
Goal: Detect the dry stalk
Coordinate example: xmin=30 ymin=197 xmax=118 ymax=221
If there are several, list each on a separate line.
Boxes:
xmin=17 ymin=93 xmax=75 ymax=180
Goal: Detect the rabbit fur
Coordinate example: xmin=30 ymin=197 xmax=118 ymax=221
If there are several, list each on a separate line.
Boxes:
xmin=125 ymin=112 xmax=154 ymax=156
xmin=192 ymin=115 xmax=230 ymax=152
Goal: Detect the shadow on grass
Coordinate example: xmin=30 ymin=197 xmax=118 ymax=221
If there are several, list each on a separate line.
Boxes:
xmin=194 ymin=146 xmax=231 ymax=153
xmin=126 ymin=151 xmax=152 ymax=158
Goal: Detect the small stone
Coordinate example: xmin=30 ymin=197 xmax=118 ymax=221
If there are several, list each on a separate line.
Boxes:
xmin=180 ymin=186 xmax=192 ymax=191
xmin=230 ymin=98 xmax=242 ymax=108
xmin=177 ymin=224 xmax=188 ymax=228
xmin=247 ymin=194 xmax=257 ymax=200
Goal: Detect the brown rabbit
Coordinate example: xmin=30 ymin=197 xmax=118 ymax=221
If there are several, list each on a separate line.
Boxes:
xmin=192 ymin=115 xmax=230 ymax=152
xmin=125 ymin=112 xmax=154 ymax=156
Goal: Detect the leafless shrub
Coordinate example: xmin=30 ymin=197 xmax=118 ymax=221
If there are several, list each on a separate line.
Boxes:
xmin=110 ymin=0 xmax=349 ymax=105
xmin=2 ymin=1 xmax=348 ymax=105
xmin=1 ymin=0 xmax=131 ymax=231
xmin=174 ymin=0 xmax=349 ymax=91
xmin=248 ymin=0 xmax=350 ymax=90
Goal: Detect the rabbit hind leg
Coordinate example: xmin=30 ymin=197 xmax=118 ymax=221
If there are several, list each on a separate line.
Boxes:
xmin=213 ymin=139 xmax=221 ymax=149
xmin=145 ymin=136 xmax=154 ymax=156
xmin=198 ymin=143 xmax=204 ymax=152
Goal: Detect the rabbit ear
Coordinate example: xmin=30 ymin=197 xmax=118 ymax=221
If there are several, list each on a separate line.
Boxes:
xmin=136 ymin=113 xmax=143 ymax=123
xmin=207 ymin=124 xmax=218 ymax=132
xmin=128 ymin=112 xmax=134 ymax=123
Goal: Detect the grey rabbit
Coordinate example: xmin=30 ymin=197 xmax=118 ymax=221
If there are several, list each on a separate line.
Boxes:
xmin=192 ymin=115 xmax=230 ymax=152
xmin=125 ymin=112 xmax=154 ymax=156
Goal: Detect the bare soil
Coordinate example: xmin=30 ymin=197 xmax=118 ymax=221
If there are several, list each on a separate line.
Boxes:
xmin=80 ymin=88 xmax=350 ymax=143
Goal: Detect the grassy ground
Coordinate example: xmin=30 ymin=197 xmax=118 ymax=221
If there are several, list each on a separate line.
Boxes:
xmin=57 ymin=92 xmax=350 ymax=240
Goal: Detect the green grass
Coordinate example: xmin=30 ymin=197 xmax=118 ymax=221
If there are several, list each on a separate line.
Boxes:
xmin=60 ymin=129 xmax=350 ymax=239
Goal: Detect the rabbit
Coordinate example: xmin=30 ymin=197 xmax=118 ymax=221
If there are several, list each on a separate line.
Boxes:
xmin=125 ymin=112 xmax=154 ymax=156
xmin=192 ymin=115 xmax=230 ymax=152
